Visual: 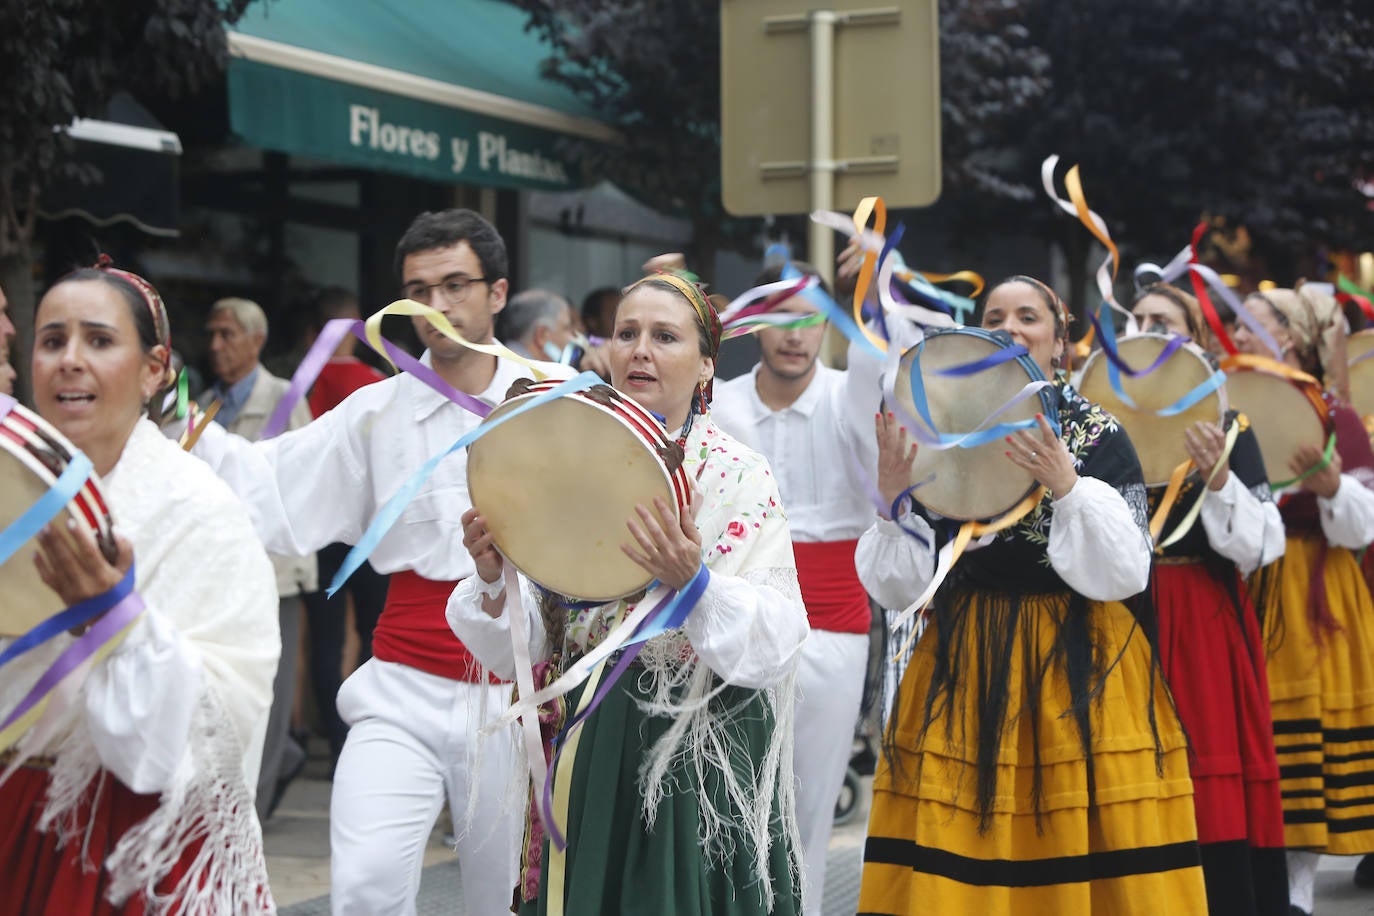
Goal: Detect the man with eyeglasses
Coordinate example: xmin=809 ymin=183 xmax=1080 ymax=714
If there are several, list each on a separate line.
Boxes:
xmin=184 ymin=209 xmax=566 ymax=913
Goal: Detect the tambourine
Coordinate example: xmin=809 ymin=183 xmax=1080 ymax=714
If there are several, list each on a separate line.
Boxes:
xmin=1078 ymin=333 xmax=1226 ymax=487
xmin=0 ymin=402 xmax=117 ymax=637
xmin=1224 ymin=360 xmax=1331 ymax=488
xmin=467 ymin=381 xmax=693 ymax=602
xmin=1347 ymin=329 xmax=1374 ymax=423
xmin=891 ymin=327 xmax=1058 ymax=521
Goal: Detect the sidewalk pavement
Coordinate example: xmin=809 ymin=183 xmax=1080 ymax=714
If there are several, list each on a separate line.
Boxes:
xmin=266 ymin=753 xmax=1374 ymax=915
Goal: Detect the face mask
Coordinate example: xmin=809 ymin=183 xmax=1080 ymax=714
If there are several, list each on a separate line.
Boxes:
xmin=1147 ymin=320 xmax=1169 ymax=336
xmin=543 ymin=341 xmax=564 ymax=361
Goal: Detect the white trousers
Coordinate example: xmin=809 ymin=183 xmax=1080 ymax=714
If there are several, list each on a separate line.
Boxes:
xmin=330 ymin=659 xmax=520 ymax=915
xmin=792 ymin=629 xmax=869 ymax=916
xmin=1286 ymin=848 xmax=1320 ymax=914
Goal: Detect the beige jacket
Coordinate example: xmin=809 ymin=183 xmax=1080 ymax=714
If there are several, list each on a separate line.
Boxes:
xmin=199 ymin=367 xmax=318 ymax=597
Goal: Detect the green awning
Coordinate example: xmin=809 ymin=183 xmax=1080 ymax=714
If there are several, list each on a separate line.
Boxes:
xmin=226 ymin=0 xmax=616 ymax=191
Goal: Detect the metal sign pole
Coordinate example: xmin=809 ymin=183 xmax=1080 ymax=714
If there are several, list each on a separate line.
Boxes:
xmin=808 ymin=10 xmax=837 ymax=290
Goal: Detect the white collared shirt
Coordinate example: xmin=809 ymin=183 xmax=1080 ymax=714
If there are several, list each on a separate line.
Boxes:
xmin=711 ymin=364 xmax=874 ymax=542
xmin=190 ymin=353 xmax=570 ymax=581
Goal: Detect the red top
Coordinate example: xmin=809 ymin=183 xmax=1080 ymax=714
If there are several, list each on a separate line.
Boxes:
xmin=792 ymin=539 xmax=871 ymax=634
xmin=374 ymin=570 xmax=503 ymax=683
xmin=309 ymin=357 xmax=385 ymax=417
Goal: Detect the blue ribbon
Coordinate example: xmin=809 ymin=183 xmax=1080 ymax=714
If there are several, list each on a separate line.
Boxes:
xmin=1087 ymin=304 xmax=1226 ymax=416
xmin=904 ymin=340 xmax=1059 ymax=446
xmin=0 ymin=564 xmax=136 ymax=670
xmin=328 ymin=371 xmax=603 ymax=595
xmin=890 ymin=477 xmax=935 ymax=548
xmin=0 ymin=452 xmax=94 ymax=569
xmin=624 ymin=564 xmax=710 ymax=647
xmin=784 ymin=262 xmax=886 ymax=359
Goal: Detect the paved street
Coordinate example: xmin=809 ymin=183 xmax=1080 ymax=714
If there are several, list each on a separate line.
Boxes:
xmin=265 ymin=745 xmax=1374 ymax=915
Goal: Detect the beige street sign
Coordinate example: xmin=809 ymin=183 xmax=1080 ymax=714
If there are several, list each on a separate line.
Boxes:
xmin=720 ymin=0 xmax=940 ymax=219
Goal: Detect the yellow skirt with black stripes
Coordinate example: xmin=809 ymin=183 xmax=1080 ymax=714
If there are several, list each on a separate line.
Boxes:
xmin=858 ymin=594 xmax=1206 ymax=915
xmin=1266 ymin=535 xmax=1374 ymax=853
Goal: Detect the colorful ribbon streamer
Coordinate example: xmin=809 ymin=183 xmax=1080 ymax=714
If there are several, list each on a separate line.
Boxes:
xmin=328 ymin=371 xmax=602 ymax=595
xmin=0 ymin=581 xmax=145 ymax=754
xmin=1148 ymin=418 xmax=1242 ymax=549
xmin=0 ymin=565 xmax=135 ymax=671
xmin=1136 ymin=226 xmax=1284 ymax=359
xmin=260 ymin=313 xmax=502 ymax=440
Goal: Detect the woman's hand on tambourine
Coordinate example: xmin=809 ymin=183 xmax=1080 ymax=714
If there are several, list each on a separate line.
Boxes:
xmin=1006 ymin=413 xmax=1078 ymax=498
xmin=1184 ymin=421 xmax=1231 ymax=491
xmin=1291 ymin=442 xmax=1343 ymax=499
xmin=875 ymin=411 xmax=919 ymax=518
xmin=460 ymin=508 xmax=505 ymax=585
xmin=623 ymin=492 xmax=703 ymax=592
xmin=34 ymin=520 xmax=133 ymax=608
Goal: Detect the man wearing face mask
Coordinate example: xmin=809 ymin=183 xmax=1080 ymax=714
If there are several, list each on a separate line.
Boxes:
xmin=711 ymin=261 xmax=875 ymax=916
xmin=496 ymin=288 xmax=577 ymax=362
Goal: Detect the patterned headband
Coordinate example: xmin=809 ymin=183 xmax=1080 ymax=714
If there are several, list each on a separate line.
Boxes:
xmin=1007 ymin=274 xmax=1072 ymax=341
xmin=625 ymin=271 xmax=722 ymax=358
xmin=94 ymin=254 xmax=173 ymax=376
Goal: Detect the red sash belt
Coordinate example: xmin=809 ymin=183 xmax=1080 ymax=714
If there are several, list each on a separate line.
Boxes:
xmin=792 ymin=539 xmax=870 ymax=634
xmin=373 ymin=570 xmax=504 ymax=684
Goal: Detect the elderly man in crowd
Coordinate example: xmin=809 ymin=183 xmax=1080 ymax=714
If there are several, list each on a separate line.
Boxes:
xmin=201 ymin=296 xmax=317 ymax=818
xmin=494 ymin=288 xmax=576 ymax=360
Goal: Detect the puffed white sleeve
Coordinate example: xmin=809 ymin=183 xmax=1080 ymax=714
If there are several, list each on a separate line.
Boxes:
xmin=1317 ymin=473 xmax=1374 ymax=550
xmin=1046 ymin=477 xmax=1151 ymax=601
xmin=446 ymin=574 xmax=548 ymax=681
xmin=84 ymin=491 xmax=280 ymax=794
xmin=1200 ymin=474 xmax=1287 ymax=574
xmin=683 ymin=567 xmax=808 ymax=690
xmin=189 ymin=393 xmax=373 ymax=556
xmin=680 ymin=454 xmax=808 ymax=690
xmin=854 ymin=514 xmax=938 ymax=611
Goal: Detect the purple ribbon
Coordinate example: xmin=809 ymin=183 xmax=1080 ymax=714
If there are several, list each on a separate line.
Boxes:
xmin=260 ymin=319 xmax=493 ymax=439
xmin=0 ymin=586 xmax=146 ymax=732
xmin=539 ymin=564 xmax=711 ymax=851
xmin=0 ymin=565 xmax=135 ymax=670
xmin=0 ymin=393 xmax=15 ymax=422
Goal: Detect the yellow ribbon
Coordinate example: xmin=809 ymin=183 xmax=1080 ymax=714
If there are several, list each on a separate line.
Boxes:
xmin=1059 ymin=163 xmax=1123 ymax=360
xmin=892 ymin=486 xmax=1047 ymax=661
xmin=849 ymin=197 xmax=891 ymax=354
xmin=908 ymin=269 xmax=985 ymax=298
xmin=178 ymin=400 xmax=220 ymax=451
xmin=1148 ymin=417 xmax=1243 ymax=550
xmin=545 ymin=656 xmax=607 ymax=916
xmin=365 ymin=300 xmax=548 ymax=380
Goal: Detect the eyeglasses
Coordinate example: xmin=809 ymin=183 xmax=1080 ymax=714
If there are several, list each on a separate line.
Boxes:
xmin=402 ymin=275 xmax=490 ymax=306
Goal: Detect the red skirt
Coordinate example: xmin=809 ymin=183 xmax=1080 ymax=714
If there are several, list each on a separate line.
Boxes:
xmin=1154 ymin=561 xmax=1285 ymax=849
xmin=0 ymin=765 xmax=208 ymax=915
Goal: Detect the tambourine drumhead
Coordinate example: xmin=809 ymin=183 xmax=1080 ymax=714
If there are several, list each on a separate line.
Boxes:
xmin=894 ymin=328 xmax=1049 ymax=522
xmin=1224 ymin=368 xmax=1328 ymax=487
xmin=0 ymin=405 xmax=115 ymax=638
xmin=467 ymin=384 xmax=690 ymax=602
xmin=1078 ymin=333 xmax=1225 ymax=487
xmin=1347 ymin=330 xmax=1374 ymax=422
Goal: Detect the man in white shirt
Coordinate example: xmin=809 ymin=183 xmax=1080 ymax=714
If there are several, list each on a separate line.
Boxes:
xmin=711 ymin=262 xmax=875 ymax=916
xmin=188 ymin=209 xmax=561 ymax=915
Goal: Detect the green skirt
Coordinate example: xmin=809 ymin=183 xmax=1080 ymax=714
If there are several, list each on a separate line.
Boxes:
xmin=519 ymin=670 xmax=800 ymax=916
